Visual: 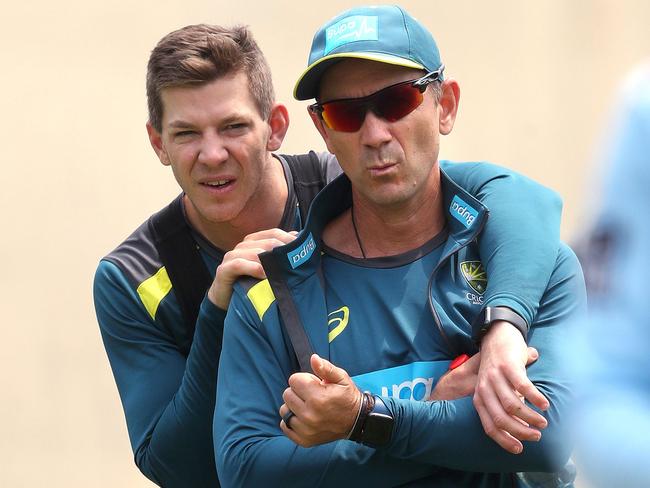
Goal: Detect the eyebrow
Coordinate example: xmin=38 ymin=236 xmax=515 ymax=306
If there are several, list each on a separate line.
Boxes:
xmin=166 ymin=113 xmax=253 ymax=130
xmin=167 ymin=120 xmax=195 ymax=129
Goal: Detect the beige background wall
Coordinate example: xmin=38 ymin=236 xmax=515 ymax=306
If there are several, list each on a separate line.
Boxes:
xmin=1 ymin=0 xmax=648 ymax=486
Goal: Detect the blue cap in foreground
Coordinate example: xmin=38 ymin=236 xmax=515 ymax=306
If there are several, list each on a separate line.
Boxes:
xmin=294 ymin=5 xmax=443 ymax=100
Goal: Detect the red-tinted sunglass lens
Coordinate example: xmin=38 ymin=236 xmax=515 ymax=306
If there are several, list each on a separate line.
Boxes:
xmin=319 ymin=81 xmax=427 ymax=132
xmin=377 ymin=84 xmax=424 ymax=122
xmin=321 ymin=100 xmax=366 ymax=132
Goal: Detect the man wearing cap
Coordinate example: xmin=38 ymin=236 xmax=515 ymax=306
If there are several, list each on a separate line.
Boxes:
xmin=214 ymin=5 xmax=585 ymax=487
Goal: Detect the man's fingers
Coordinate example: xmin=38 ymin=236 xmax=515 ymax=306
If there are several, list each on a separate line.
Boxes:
xmin=503 ymin=363 xmax=549 ymax=413
xmin=209 ymin=257 xmax=266 ymax=309
xmin=219 ymin=257 xmax=266 ymax=279
xmin=476 ymin=399 xmax=540 ymax=446
xmin=282 ymin=387 xmax=308 ymax=416
xmin=243 ymin=228 xmax=298 ymax=244
xmin=235 ymin=237 xmax=296 ymax=252
xmin=287 ymin=371 xmax=322 ymax=400
xmin=475 ymin=373 xmax=544 ymax=442
xmin=489 ymin=370 xmax=548 ymax=429
xmin=280 ymin=417 xmax=307 ymax=446
xmin=514 ymin=379 xmax=549 ymax=413
xmin=526 ymin=347 xmax=539 ymax=365
xmin=311 ymin=354 xmax=349 ymax=385
xmin=474 ymin=396 xmax=523 ymax=454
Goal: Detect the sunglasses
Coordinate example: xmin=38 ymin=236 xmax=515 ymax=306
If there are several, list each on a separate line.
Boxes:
xmin=309 ymin=66 xmax=444 ymax=133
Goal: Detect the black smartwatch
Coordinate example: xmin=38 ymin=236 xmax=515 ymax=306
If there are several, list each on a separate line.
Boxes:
xmin=348 ymin=393 xmax=393 ymax=447
xmin=472 ymin=306 xmax=528 ymax=344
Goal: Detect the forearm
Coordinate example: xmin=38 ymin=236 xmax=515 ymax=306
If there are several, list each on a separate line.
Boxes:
xmin=384 ymin=390 xmax=569 ymax=473
xmin=478 ymin=182 xmax=561 ymax=328
xmin=135 ymin=300 xmax=225 ymax=487
xmin=218 ymin=434 xmax=439 ymax=487
xmin=441 ymin=161 xmax=562 ymax=327
xmin=95 ymin=261 xmax=224 ymax=487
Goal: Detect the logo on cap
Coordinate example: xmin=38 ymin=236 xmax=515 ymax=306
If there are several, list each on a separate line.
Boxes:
xmin=450 ymin=195 xmax=478 ymax=228
xmin=287 ymin=233 xmax=316 ymax=269
xmin=325 ymin=15 xmax=378 ymax=54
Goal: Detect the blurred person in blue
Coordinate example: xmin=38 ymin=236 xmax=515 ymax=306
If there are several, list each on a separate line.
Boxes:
xmin=94 ymin=22 xmax=570 ymax=488
xmin=576 ymin=61 xmax=650 ymax=488
xmin=214 ymin=5 xmax=586 ymax=487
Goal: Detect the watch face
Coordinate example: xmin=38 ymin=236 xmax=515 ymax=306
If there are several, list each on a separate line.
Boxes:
xmin=363 ymin=413 xmax=393 ymax=446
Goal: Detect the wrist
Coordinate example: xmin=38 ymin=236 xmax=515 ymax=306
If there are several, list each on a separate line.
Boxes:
xmin=472 ymin=306 xmax=528 ymax=345
xmin=482 ymin=320 xmax=526 ymax=347
xmin=347 ymin=391 xmax=373 ymax=440
xmin=207 ymin=284 xmax=229 ymax=311
xmin=348 ymin=393 xmax=393 ymax=447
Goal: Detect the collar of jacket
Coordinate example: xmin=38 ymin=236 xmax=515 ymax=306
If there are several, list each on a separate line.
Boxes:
xmin=259 ymin=165 xmax=489 ymax=281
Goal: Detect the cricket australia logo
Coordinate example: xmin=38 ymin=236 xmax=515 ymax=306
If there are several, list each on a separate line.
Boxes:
xmin=327 ymin=306 xmax=349 ymax=343
xmin=460 ymin=261 xmax=487 ymax=305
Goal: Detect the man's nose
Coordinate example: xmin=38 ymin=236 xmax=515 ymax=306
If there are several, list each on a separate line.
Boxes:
xmin=358 ymin=110 xmax=393 ymax=148
xmin=197 ymin=132 xmax=228 ymax=166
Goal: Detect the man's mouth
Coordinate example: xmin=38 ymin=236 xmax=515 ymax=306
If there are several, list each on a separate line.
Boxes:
xmin=368 ymin=163 xmax=397 ymax=175
xmin=204 ymin=179 xmax=231 ymax=188
xmin=201 ymin=178 xmax=236 ymax=192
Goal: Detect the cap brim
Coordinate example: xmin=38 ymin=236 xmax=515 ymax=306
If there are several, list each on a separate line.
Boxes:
xmin=293 ymin=52 xmax=425 ymax=100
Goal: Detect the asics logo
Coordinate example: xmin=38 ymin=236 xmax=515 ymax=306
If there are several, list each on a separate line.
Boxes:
xmin=327 ymin=306 xmax=349 ymax=342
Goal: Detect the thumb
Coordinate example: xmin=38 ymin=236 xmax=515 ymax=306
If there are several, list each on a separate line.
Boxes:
xmin=311 ymin=354 xmax=349 ymax=385
xmin=526 ymin=347 xmax=539 ymax=366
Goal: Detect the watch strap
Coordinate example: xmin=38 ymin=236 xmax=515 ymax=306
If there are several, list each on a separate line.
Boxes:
xmin=349 ymin=394 xmax=393 ymax=447
xmin=348 ymin=392 xmax=374 ymax=442
xmin=472 ymin=306 xmax=528 ymax=344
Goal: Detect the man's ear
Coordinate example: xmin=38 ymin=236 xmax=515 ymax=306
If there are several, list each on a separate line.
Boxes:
xmin=146 ymin=122 xmax=171 ymax=166
xmin=266 ymin=104 xmax=290 ymax=152
xmin=438 ymin=79 xmax=460 ymax=135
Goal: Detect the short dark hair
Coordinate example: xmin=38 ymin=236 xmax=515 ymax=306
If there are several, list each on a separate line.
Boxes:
xmin=146 ymin=24 xmax=275 ymax=132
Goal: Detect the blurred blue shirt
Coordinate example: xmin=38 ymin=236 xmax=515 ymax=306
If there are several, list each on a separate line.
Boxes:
xmin=576 ymin=61 xmax=650 ymax=488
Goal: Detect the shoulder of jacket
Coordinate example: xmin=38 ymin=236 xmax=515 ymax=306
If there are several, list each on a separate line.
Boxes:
xmin=102 ymin=213 xmax=163 ymax=289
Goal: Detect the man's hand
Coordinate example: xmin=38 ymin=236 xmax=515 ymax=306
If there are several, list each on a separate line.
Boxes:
xmin=429 ymin=353 xmax=481 ymax=401
xmin=473 ymin=321 xmax=549 ymax=454
xmin=279 ymin=354 xmax=362 ymax=447
xmin=207 ymin=229 xmax=297 ymax=310
xmin=430 ymin=347 xmax=539 ymax=401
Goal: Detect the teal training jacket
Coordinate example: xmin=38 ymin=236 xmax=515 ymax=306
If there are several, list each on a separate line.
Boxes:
xmin=214 ymin=165 xmax=586 ymax=487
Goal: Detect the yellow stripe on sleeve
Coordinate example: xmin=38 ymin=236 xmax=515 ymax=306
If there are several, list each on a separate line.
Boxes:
xmin=136 ymin=266 xmax=173 ymax=320
xmin=247 ymin=279 xmax=276 ymax=321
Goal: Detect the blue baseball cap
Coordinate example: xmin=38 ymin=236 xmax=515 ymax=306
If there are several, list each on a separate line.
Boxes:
xmin=294 ymin=5 xmax=444 ymax=100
